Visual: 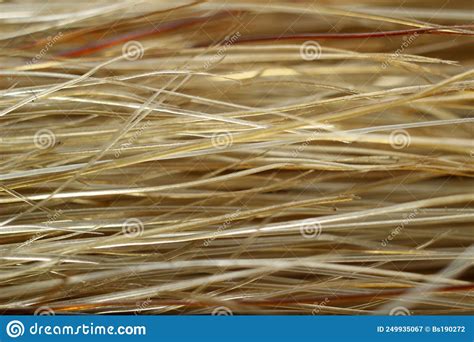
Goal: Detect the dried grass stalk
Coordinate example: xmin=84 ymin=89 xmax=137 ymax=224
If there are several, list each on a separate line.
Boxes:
xmin=0 ymin=0 xmax=473 ymax=315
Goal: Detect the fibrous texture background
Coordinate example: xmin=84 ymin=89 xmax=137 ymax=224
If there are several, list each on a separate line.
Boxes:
xmin=0 ymin=0 xmax=473 ymax=315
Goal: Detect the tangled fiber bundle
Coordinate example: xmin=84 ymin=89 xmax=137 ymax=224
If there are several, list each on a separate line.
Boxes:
xmin=0 ymin=0 xmax=473 ymax=315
